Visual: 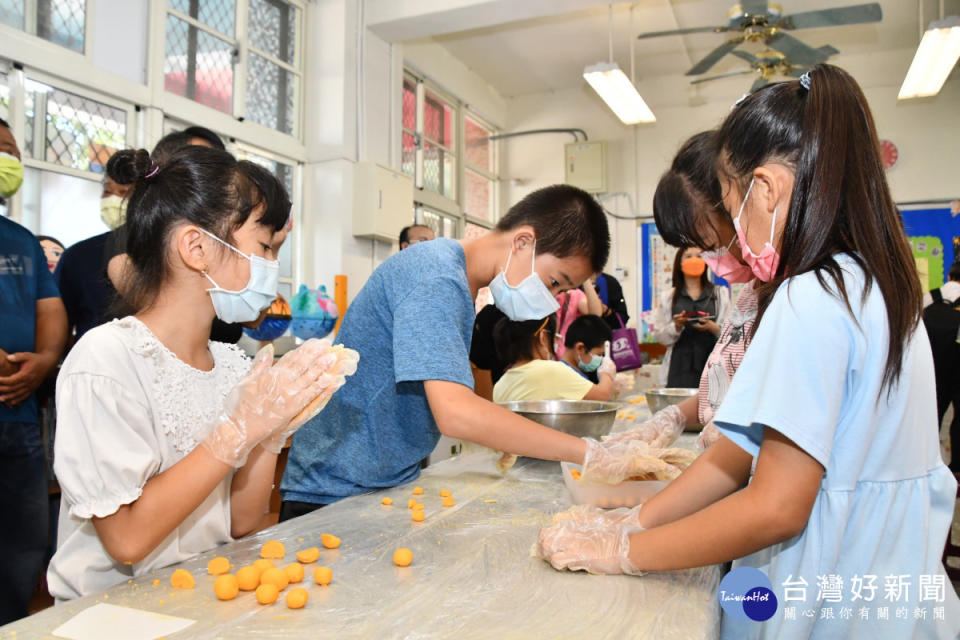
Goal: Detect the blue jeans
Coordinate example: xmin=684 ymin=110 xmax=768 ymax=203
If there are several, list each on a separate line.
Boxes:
xmin=0 ymin=422 xmax=48 ymax=625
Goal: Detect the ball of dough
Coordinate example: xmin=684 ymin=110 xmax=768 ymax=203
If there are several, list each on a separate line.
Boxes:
xmin=286 ymin=587 xmax=309 ymax=609
xmin=393 ymin=548 xmax=413 ymax=567
xmin=442 ymin=496 xmax=455 ymax=507
xmin=252 ymin=559 xmax=275 ymax=574
xmin=213 ymin=574 xmax=239 ymax=601
xmin=284 ymin=562 xmax=304 ymax=583
xmin=260 ymin=567 xmax=290 ymax=591
xmin=296 ymin=547 xmax=320 ymax=564
xmin=170 ymin=569 xmax=195 ymax=589
xmin=207 ymin=556 xmax=231 ymax=575
xmin=412 ymin=502 xmax=424 ymax=511
xmin=439 ymin=490 xmax=451 ymax=497
xmin=313 ymin=566 xmax=333 ymax=586
xmin=412 ymin=486 xmax=423 ymax=495
xmin=236 ymin=566 xmax=260 ymax=591
xmin=321 ymin=533 xmax=341 ymax=549
xmin=407 ymin=498 xmax=416 ymax=509
xmin=411 ymin=510 xmax=425 ymax=522
xmin=381 ymin=497 xmax=393 ymax=505
xmin=260 ymin=540 xmax=286 ymax=559
xmin=256 ymin=583 xmax=279 ymax=605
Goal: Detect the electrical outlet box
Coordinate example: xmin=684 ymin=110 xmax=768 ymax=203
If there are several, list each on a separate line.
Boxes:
xmin=353 ymin=162 xmax=414 ymax=242
xmin=564 ymin=141 xmax=607 ymax=194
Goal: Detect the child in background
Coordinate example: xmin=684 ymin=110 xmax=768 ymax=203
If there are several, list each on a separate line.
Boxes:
xmin=537 ymin=65 xmax=960 ymax=638
xmin=558 ymin=314 xmax=613 ymax=384
xmin=493 ymin=315 xmax=616 ymax=404
xmin=48 ymin=146 xmax=356 ymax=600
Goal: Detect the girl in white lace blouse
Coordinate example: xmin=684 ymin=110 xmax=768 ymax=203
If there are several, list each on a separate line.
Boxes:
xmin=48 ymin=147 xmax=356 ymax=600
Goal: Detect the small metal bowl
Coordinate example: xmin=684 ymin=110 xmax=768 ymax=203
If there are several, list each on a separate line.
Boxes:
xmin=644 ymin=388 xmax=701 ymax=431
xmin=499 ymin=399 xmax=620 ymax=440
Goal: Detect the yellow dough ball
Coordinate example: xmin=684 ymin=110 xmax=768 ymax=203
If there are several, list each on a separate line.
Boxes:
xmin=296 ymin=547 xmax=320 ymax=564
xmin=313 ymin=566 xmax=333 ymax=586
xmin=284 ymin=562 xmax=305 ymax=584
xmin=442 ymin=496 xmax=455 ymax=507
xmin=412 ymin=502 xmax=424 ymax=511
xmin=256 ymin=583 xmax=279 ymax=605
xmin=382 ymin=497 xmax=393 ymax=505
xmin=213 ymin=574 xmax=239 ymax=601
xmin=207 ymin=556 xmax=231 ymax=575
xmin=252 ymin=558 xmax=275 ymax=574
xmin=407 ymin=498 xmax=416 ymax=509
xmin=393 ymin=548 xmax=413 ymax=567
xmin=260 ymin=567 xmax=290 ymax=591
xmin=412 ymin=510 xmax=425 ymax=522
xmin=286 ymin=587 xmax=309 ymax=609
xmin=170 ymin=569 xmax=195 ymax=589
xmin=236 ymin=566 xmax=260 ymax=592
xmin=260 ymin=540 xmax=286 ymax=559
xmin=412 ymin=486 xmax=423 ymax=495
xmin=321 ymin=533 xmax=341 ymax=549
xmin=439 ymin=490 xmax=451 ymax=497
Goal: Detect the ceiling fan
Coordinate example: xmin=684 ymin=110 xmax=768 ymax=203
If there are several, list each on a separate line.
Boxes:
xmin=638 ymin=1 xmax=883 ymax=77
xmin=691 ymin=46 xmax=836 ymax=92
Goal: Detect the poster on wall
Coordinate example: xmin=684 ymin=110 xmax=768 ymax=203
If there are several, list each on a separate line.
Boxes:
xmin=900 ymin=207 xmax=959 ymax=293
xmin=640 ymin=223 xmax=677 ymax=326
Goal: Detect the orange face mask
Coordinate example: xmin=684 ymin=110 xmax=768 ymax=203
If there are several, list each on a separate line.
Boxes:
xmin=681 ymin=256 xmax=706 ymax=278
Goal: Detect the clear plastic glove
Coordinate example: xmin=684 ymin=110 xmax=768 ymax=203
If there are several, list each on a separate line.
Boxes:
xmin=496 ymin=452 xmax=518 ymax=473
xmin=696 ymin=422 xmax=721 ymax=450
xmin=598 ymin=340 xmax=617 ymax=379
xmin=580 ymin=438 xmax=678 ymax=484
xmin=602 ymin=404 xmax=686 ymax=449
xmin=200 ymin=340 xmax=345 ymax=467
xmin=535 ymin=505 xmax=644 ymax=575
xmin=260 ymin=341 xmax=359 ymax=454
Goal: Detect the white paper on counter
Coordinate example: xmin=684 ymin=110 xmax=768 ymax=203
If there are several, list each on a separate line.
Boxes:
xmin=52 ymin=603 xmax=195 ymax=640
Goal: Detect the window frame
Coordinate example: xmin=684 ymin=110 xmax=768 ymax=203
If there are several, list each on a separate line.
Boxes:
xmin=0 ymin=0 xmax=93 ymax=56
xmin=402 ymin=67 xmax=501 ymax=238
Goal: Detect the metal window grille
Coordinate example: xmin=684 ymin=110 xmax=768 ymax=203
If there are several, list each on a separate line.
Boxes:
xmin=0 ymin=0 xmax=86 ymax=53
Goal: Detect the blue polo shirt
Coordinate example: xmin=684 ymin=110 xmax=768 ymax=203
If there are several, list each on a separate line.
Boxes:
xmin=0 ymin=216 xmax=61 ymax=424
xmin=281 ymin=239 xmax=475 ymax=504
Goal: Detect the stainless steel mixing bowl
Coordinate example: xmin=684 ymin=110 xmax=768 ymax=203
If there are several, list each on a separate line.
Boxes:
xmin=644 ymin=388 xmax=702 ymax=430
xmin=499 ymin=400 xmax=620 ymax=440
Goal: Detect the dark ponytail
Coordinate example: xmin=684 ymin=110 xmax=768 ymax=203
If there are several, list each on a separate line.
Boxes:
xmin=493 ymin=315 xmax=558 ymax=366
xmin=114 ymin=145 xmax=290 ymax=313
xmin=717 ymin=63 xmax=921 ymax=390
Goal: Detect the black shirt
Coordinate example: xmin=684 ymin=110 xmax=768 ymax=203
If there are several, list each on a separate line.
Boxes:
xmin=470 ymin=304 xmax=508 ymax=384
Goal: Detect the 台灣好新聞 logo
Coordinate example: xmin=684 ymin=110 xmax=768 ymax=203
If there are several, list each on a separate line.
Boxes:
xmin=718 ymin=567 xmax=778 ymax=622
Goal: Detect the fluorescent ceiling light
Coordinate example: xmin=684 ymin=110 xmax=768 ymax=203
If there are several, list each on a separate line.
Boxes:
xmin=583 ymin=62 xmax=656 ymax=124
xmin=898 ymin=15 xmax=960 ymax=100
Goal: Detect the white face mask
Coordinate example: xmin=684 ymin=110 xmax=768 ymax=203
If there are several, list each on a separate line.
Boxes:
xmin=488 ymin=240 xmax=560 ymax=322
xmin=200 ymin=229 xmax=280 ymax=324
xmin=100 ymin=195 xmax=128 ymax=230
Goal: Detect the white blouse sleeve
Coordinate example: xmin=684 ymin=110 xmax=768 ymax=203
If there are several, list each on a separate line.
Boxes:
xmin=54 ymin=339 xmax=161 ymax=520
xmin=652 ymin=288 xmax=681 ymax=345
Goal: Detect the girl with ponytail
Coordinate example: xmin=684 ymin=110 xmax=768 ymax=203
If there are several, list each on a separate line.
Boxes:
xmin=536 ymin=65 xmax=960 ymax=638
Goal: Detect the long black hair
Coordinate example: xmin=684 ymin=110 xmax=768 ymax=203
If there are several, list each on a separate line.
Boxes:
xmin=107 ymin=146 xmax=290 ymax=313
xmin=654 ymin=131 xmax=727 ymax=249
xmin=671 ymin=245 xmax=713 ymax=311
xmin=716 ymin=64 xmax=921 ymax=389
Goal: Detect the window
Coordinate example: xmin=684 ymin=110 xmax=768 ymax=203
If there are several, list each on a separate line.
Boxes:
xmin=0 ymin=0 xmax=86 ymax=53
xmin=416 ymin=205 xmax=457 ymax=239
xmin=463 ymin=112 xmax=497 ymax=222
xmin=163 ymin=0 xmax=302 ymax=136
xmin=402 ymin=69 xmax=500 ymax=237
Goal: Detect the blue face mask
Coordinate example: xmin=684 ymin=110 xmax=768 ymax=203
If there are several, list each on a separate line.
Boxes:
xmin=488 ymin=241 xmax=560 ymax=322
xmin=578 ymin=353 xmax=603 ymax=373
xmin=200 ymin=229 xmax=280 ymax=324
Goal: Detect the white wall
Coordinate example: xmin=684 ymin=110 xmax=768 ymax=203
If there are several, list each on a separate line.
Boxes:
xmin=502 ymin=47 xmax=960 ymax=322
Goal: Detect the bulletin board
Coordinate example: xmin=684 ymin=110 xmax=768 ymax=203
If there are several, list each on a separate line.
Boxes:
xmin=640 ymin=222 xmax=675 ymax=311
xmin=900 ymin=207 xmax=959 ymax=292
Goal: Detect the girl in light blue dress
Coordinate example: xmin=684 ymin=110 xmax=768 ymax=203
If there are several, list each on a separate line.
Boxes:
xmin=536 ymin=63 xmax=960 ymax=639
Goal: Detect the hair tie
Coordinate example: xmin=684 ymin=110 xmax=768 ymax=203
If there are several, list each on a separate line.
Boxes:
xmin=731 ymin=93 xmax=750 ymax=110
xmin=144 ymin=163 xmax=160 ymax=179
xmin=799 ymin=71 xmax=812 ymax=91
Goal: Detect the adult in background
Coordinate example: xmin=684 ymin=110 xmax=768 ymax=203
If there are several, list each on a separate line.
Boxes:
xmin=922 ymin=261 xmax=960 ymax=471
xmin=652 ymin=246 xmax=730 ymax=388
xmin=0 ymin=117 xmax=68 ymax=624
xmin=399 ymin=224 xmax=435 ymax=250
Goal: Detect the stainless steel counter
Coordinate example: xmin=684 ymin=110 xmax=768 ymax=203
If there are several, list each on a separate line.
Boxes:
xmin=3 ymin=445 xmax=720 ymax=639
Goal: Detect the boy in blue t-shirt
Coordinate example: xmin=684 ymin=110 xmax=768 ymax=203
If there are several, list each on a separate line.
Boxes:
xmin=281 ymin=184 xmax=630 ymax=517
xmin=0 ymin=116 xmax=69 ymax=624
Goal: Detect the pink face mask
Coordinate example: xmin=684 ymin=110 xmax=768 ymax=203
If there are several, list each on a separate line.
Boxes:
xmin=733 ymin=178 xmax=780 ymax=282
xmin=701 ymin=235 xmax=754 ymax=283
